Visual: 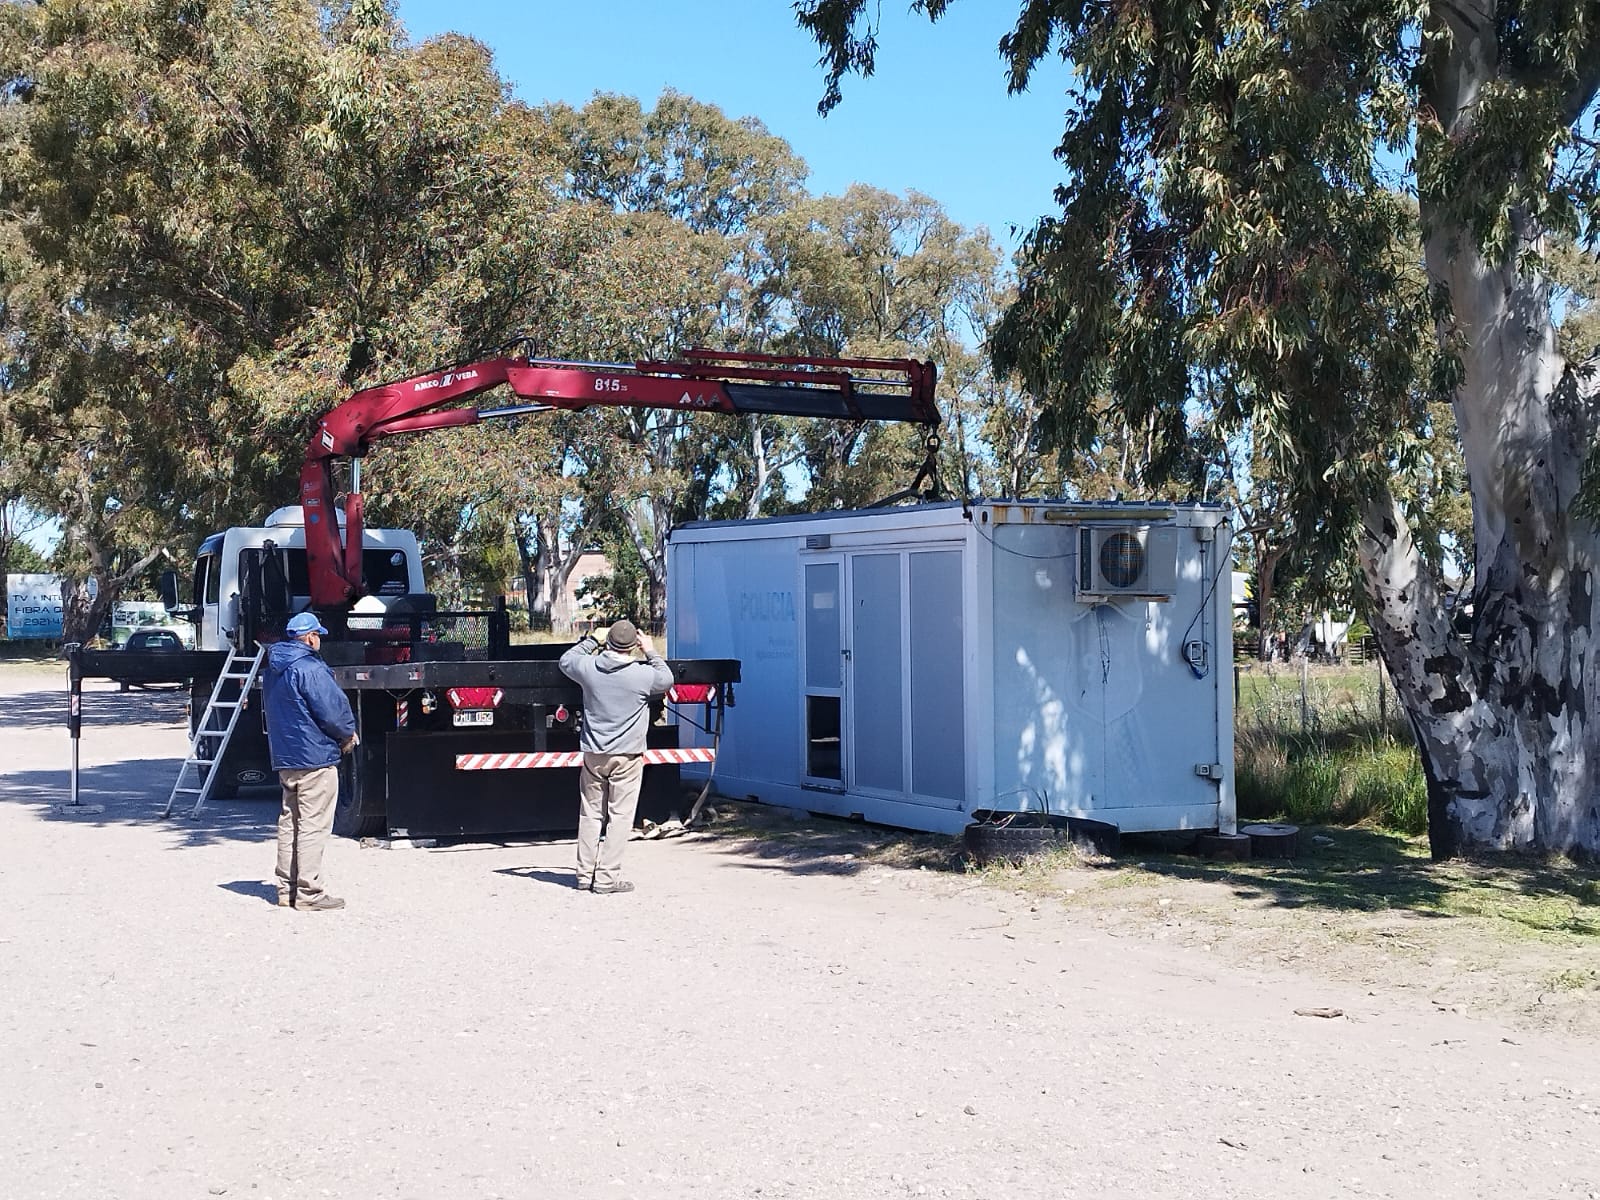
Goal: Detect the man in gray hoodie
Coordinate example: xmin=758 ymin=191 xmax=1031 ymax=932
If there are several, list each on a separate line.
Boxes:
xmin=559 ymin=619 xmax=675 ymax=894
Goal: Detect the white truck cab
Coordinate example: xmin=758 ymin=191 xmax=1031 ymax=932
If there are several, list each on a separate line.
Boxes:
xmin=185 ymin=506 xmax=425 ymax=651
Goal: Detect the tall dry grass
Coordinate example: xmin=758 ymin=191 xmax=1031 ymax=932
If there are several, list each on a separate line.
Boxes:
xmin=1235 ymin=662 xmax=1427 ymax=834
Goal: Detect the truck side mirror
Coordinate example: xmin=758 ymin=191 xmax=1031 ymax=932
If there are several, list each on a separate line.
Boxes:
xmin=158 ymin=569 xmax=180 ymax=610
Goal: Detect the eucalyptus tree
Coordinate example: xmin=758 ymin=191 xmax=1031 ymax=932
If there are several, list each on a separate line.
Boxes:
xmin=762 ymin=184 xmax=1005 ymax=507
xmin=799 ymin=0 xmax=1600 ymax=857
xmin=536 ymin=91 xmax=813 ymax=619
xmin=0 ymin=0 xmax=338 ymax=638
xmin=0 ymin=0 xmax=591 ymax=639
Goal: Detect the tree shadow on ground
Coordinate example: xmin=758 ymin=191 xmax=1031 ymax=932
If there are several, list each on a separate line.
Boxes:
xmin=689 ymin=801 xmax=962 ymax=878
xmin=690 ymin=800 xmax=1600 ymax=934
xmin=1103 ymin=827 xmax=1600 ymax=936
xmin=1 ymin=761 xmax=278 ymax=847
xmin=0 ymin=681 xmax=189 ymax=730
xmin=0 ymin=675 xmax=274 ymax=846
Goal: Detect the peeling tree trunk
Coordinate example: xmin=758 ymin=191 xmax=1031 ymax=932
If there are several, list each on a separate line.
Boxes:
xmin=1252 ymin=538 xmax=1286 ymax=662
xmin=1367 ymin=7 xmax=1600 ymax=859
xmin=745 ymin=420 xmax=772 ymax=520
xmin=1360 ymin=351 xmax=1600 ymax=858
xmin=1364 ymin=356 xmax=1600 ymax=856
xmin=622 ymin=493 xmax=670 ymax=629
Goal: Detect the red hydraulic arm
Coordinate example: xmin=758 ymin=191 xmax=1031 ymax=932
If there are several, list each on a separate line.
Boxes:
xmin=301 ymin=343 xmax=940 ymax=607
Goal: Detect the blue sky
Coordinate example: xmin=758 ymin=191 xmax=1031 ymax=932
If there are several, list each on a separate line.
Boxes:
xmin=396 ymin=0 xmax=1072 ymax=249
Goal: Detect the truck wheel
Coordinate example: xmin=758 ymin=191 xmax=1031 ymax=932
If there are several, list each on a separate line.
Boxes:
xmin=204 ymin=767 xmax=239 ymax=802
xmin=332 ymin=755 xmax=385 ymax=839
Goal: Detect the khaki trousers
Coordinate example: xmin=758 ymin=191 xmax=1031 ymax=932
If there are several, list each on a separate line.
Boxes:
xmin=275 ymin=764 xmax=339 ymax=904
xmin=575 ymin=752 xmax=645 ymax=889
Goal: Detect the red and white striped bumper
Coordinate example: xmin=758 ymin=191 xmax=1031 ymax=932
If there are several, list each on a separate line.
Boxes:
xmin=455 ymin=748 xmax=716 ymax=770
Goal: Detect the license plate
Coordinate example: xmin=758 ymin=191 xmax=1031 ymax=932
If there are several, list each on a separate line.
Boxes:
xmin=452 ymin=709 xmax=494 ymax=727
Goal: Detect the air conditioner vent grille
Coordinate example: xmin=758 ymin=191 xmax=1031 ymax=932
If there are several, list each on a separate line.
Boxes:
xmin=1098 ymin=531 xmax=1146 ymax=589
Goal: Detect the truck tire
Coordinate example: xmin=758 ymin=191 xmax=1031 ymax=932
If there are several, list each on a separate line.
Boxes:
xmin=203 ymin=765 xmax=240 ymax=802
xmin=187 ymin=687 xmax=240 ymax=800
xmin=332 ymin=755 xmax=385 ymax=839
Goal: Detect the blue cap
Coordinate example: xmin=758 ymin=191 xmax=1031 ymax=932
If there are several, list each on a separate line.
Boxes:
xmin=286 ymin=612 xmax=329 ymax=637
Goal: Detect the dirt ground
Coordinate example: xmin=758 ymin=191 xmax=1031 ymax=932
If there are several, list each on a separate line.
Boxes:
xmin=3 ymin=662 xmax=1600 ymax=1200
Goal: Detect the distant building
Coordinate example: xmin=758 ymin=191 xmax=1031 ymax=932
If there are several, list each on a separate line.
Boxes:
xmin=559 ymin=551 xmax=612 ymax=633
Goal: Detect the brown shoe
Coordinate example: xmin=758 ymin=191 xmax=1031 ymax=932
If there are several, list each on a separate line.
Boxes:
xmin=297 ymin=893 xmax=346 ymax=911
xmin=591 ymin=881 xmax=635 ymax=895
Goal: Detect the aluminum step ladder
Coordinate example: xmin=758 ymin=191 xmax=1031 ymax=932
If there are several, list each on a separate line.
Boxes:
xmin=163 ymin=645 xmax=267 ymax=818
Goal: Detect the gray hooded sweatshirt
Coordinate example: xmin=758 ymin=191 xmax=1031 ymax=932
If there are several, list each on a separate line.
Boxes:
xmin=558 ymin=636 xmax=675 ymax=754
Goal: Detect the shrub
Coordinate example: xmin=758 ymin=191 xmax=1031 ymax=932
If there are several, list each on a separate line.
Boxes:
xmin=1233 ymin=664 xmax=1427 ymax=835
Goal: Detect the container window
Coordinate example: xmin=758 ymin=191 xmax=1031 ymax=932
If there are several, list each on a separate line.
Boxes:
xmin=806 ymin=695 xmax=842 ymax=780
xmin=804 ymin=562 xmax=841 ymax=689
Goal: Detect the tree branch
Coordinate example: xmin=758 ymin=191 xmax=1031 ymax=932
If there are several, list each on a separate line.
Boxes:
xmin=109 ymin=545 xmax=168 ymax=590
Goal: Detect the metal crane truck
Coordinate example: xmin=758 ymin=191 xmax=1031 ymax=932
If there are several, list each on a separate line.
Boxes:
xmin=66 ymin=343 xmax=941 ymax=840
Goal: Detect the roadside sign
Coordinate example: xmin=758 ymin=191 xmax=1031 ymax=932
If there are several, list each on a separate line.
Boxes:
xmin=5 ymin=573 xmax=70 ymax=640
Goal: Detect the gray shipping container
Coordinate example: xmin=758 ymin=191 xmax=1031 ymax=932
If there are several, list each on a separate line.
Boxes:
xmin=667 ymin=500 xmax=1235 ymax=837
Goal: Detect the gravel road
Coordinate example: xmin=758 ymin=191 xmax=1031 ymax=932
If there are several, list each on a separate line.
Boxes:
xmin=2 ymin=666 xmax=1598 ymax=1200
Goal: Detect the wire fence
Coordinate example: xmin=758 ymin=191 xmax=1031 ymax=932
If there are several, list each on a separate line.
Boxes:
xmin=1235 ymin=656 xmax=1405 ymax=742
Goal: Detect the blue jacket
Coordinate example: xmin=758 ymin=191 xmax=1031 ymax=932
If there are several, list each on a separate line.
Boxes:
xmin=261 ymin=640 xmax=356 ymax=770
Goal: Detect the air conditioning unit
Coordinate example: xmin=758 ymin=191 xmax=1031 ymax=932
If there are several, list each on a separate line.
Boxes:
xmin=1077 ymin=526 xmax=1179 ymax=600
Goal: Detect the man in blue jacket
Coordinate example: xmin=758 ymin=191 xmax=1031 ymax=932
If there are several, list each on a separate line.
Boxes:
xmin=264 ymin=611 xmax=357 ymax=911
xmin=559 ymin=619 xmax=674 ymax=894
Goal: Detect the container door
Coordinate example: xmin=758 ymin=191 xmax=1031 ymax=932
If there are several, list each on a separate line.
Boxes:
xmin=845 ymin=548 xmax=966 ymax=808
xmin=801 ymin=559 xmax=846 ymax=788
xmin=848 ymin=553 xmax=905 ymax=795
xmin=906 ymin=549 xmax=965 ymax=807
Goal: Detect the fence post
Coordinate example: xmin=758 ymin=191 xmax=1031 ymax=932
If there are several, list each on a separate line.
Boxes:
xmin=1300 ymin=656 xmax=1309 ymax=733
xmin=1378 ymin=655 xmax=1387 ymax=729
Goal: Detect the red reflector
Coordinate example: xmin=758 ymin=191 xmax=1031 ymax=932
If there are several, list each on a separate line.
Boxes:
xmin=668 ymin=684 xmax=715 ymax=704
xmin=554 ymin=704 xmax=569 ymax=723
xmin=446 ymin=687 xmax=503 ymax=709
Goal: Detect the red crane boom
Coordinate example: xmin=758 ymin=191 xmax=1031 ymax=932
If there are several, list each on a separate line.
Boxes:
xmin=300 ymin=344 xmax=940 ymax=607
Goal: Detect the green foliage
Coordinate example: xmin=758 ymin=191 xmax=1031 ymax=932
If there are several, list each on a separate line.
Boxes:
xmin=1236 ymin=666 xmax=1427 ymax=834
xmin=4 ymin=539 xmax=47 ymax=574
xmin=0 ymin=2 xmax=1051 ymax=637
xmin=796 ymin=0 xmax=1599 ymax=545
xmin=574 ymin=533 xmax=650 ymax=625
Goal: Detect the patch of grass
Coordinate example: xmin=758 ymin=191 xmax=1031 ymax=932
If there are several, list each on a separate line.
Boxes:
xmin=509 ymin=629 xmax=576 ymax=646
xmin=699 ymin=800 xmax=1600 ymax=956
xmin=696 ymin=801 xmax=958 ymax=874
xmin=1347 ymin=744 xmax=1429 ymax=833
xmin=1545 ymin=968 xmax=1600 ymax=991
xmin=962 ymin=843 xmax=1126 ymax=894
xmin=1236 ymin=664 xmax=1426 ymax=834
